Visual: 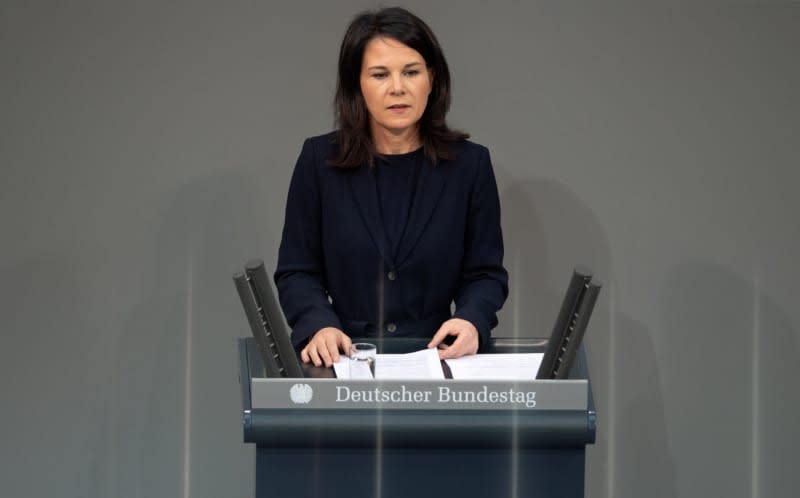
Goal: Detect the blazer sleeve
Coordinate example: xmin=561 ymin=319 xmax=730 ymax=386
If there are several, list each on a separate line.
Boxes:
xmin=274 ymin=138 xmax=343 ymax=347
xmin=452 ymin=146 xmax=509 ymax=345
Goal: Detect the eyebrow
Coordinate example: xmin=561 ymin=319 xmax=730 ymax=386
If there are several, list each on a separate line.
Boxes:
xmin=366 ymin=62 xmax=424 ymax=71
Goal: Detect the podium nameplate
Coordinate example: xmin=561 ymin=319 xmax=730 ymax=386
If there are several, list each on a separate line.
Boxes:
xmin=250 ymin=379 xmax=588 ymax=411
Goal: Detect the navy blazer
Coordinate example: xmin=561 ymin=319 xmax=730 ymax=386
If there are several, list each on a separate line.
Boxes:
xmin=274 ymin=132 xmax=508 ymax=348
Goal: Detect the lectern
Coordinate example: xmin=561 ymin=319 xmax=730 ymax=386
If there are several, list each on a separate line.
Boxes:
xmin=237 ymin=337 xmax=596 ymax=498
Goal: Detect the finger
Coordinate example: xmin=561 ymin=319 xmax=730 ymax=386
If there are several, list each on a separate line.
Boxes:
xmin=340 ymin=333 xmax=353 ymax=357
xmin=301 ymin=347 xmax=310 ymax=364
xmin=325 ymin=336 xmax=340 ymax=364
xmin=307 ymin=344 xmax=323 ymax=367
xmin=318 ymin=341 xmax=333 ymax=367
xmin=427 ymin=325 xmax=451 ymax=349
xmin=438 ymin=341 xmax=462 ymax=359
xmin=439 ymin=332 xmax=472 ymax=360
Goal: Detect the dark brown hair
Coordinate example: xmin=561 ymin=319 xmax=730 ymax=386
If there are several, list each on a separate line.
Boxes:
xmin=331 ymin=7 xmax=468 ymax=168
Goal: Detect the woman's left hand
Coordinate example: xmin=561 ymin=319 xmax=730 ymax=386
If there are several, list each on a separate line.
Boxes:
xmin=427 ymin=318 xmax=479 ymax=359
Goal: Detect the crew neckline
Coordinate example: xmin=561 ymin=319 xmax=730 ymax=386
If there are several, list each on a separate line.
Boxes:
xmin=378 ymin=146 xmax=423 ymax=161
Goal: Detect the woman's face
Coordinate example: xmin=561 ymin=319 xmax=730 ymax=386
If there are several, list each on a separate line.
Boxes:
xmin=359 ymin=37 xmax=432 ymax=143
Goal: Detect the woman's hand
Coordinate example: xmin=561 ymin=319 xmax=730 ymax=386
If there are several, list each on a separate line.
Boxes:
xmin=301 ymin=327 xmax=352 ymax=367
xmin=427 ymin=318 xmax=479 ymax=359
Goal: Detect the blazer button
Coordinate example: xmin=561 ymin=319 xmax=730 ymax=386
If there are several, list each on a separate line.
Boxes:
xmin=386 ymin=323 xmax=397 ymax=333
xmin=387 ymin=271 xmax=396 ymax=281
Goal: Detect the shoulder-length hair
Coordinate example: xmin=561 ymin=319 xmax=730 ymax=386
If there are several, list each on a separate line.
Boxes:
xmin=331 ymin=7 xmax=468 ymax=168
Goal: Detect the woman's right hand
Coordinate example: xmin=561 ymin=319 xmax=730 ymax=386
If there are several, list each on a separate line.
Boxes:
xmin=301 ymin=327 xmax=352 ymax=367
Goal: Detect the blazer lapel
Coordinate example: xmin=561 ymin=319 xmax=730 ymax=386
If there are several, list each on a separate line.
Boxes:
xmin=349 ymin=166 xmax=394 ymax=266
xmin=395 ymin=161 xmax=446 ymax=267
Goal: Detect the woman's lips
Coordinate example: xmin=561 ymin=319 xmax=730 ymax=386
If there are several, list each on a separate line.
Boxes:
xmin=388 ymin=104 xmax=410 ymax=112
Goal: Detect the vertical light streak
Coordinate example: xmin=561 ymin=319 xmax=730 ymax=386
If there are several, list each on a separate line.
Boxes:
xmin=182 ymin=248 xmax=193 ymax=498
xmin=375 ymin=256 xmax=384 ymax=498
xmin=108 ymin=284 xmax=118 ymax=496
xmin=511 ymin=409 xmax=519 ymax=498
xmin=510 ymin=240 xmax=520 ymax=495
xmin=512 ymin=246 xmax=520 ymax=338
xmin=375 ymin=410 xmax=383 ymax=498
xmin=607 ymin=283 xmax=616 ymax=498
xmin=751 ymin=267 xmax=760 ymax=498
xmin=377 ymin=257 xmax=385 ymax=342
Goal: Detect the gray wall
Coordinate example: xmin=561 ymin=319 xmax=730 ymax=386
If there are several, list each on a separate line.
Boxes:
xmin=2 ymin=1 xmax=798 ymax=497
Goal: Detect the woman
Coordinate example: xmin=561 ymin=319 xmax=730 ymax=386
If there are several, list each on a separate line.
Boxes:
xmin=274 ymin=7 xmax=508 ymax=367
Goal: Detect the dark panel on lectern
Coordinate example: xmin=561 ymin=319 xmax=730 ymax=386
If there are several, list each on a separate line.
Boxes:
xmin=538 ymin=267 xmax=602 ymax=379
xmin=234 ymin=259 xmax=304 ymax=378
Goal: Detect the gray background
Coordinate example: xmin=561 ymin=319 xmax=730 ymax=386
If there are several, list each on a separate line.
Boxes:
xmin=1 ymin=1 xmax=798 ymax=497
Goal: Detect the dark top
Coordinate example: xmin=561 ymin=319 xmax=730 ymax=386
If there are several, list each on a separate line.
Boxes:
xmin=374 ymin=148 xmax=423 ymax=259
xmin=274 ymin=132 xmax=508 ymax=348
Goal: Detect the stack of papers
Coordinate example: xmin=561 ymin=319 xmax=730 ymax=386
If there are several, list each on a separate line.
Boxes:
xmin=444 ymin=353 xmax=543 ymax=380
xmin=333 ymin=349 xmax=543 ymax=380
xmin=376 ymin=348 xmax=444 ymax=379
xmin=333 ymin=348 xmax=444 ymax=380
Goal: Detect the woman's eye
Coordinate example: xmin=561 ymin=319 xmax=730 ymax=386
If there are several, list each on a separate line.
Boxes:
xmin=372 ymin=73 xmax=388 ymax=80
xmin=404 ymin=70 xmax=419 ymax=76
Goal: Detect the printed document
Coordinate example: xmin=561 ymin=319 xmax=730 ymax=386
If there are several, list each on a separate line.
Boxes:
xmin=334 ymin=350 xmax=541 ymax=380
xmin=374 ymin=348 xmax=444 ymax=379
xmin=333 ymin=356 xmax=373 ymax=379
xmin=444 ymin=353 xmax=543 ymax=380
xmin=334 ymin=348 xmax=444 ymax=379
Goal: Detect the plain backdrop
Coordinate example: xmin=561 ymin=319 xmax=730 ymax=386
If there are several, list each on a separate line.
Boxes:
xmin=1 ymin=1 xmax=798 ymax=497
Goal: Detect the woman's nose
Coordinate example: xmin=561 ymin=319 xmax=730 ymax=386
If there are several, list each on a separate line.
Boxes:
xmin=389 ymin=74 xmax=405 ymax=94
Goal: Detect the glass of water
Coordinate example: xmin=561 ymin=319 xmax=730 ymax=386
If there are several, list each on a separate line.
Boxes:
xmin=349 ymin=342 xmax=377 ymax=378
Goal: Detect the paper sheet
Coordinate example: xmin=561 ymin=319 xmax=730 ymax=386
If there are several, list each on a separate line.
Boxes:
xmin=334 ymin=348 xmax=444 ymax=379
xmin=333 ymin=356 xmax=373 ymax=379
xmin=374 ymin=348 xmax=445 ymax=380
xmin=444 ymin=353 xmax=543 ymax=380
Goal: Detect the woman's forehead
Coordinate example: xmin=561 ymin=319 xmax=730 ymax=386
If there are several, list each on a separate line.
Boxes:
xmin=362 ymin=37 xmax=425 ymax=67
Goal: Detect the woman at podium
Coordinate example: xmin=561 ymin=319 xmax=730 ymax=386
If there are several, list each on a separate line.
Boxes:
xmin=274 ymin=7 xmax=508 ymax=368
